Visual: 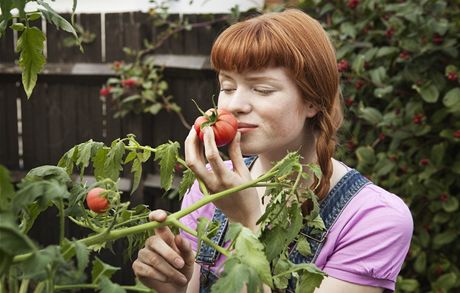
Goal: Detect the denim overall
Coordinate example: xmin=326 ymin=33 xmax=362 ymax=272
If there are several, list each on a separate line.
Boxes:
xmin=196 ymin=157 xmax=370 ymax=292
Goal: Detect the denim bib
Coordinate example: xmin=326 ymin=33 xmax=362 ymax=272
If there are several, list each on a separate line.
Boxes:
xmin=196 ymin=157 xmax=370 ymax=292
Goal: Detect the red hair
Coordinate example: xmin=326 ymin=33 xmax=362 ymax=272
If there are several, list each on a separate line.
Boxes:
xmin=210 ymin=9 xmax=343 ymax=200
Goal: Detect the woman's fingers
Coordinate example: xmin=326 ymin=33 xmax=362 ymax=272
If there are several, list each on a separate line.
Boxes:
xmin=228 ymin=132 xmax=250 ymax=177
xmin=135 ymin=248 xmax=188 ymax=285
xmin=149 ymin=210 xmax=176 ymax=248
xmin=202 ymin=127 xmax=227 ymax=180
xmin=175 ymin=235 xmax=195 ymax=271
xmin=184 ymin=127 xmax=209 ymax=178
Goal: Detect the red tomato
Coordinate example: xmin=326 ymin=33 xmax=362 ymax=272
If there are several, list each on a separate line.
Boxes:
xmin=86 ymin=188 xmax=109 ymax=214
xmin=193 ymin=108 xmax=238 ymax=147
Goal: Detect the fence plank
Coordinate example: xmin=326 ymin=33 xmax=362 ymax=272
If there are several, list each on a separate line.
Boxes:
xmin=46 ymin=13 xmax=102 ymax=63
xmin=0 ymin=81 xmax=19 ymax=169
xmin=0 ymin=25 xmax=15 ymax=62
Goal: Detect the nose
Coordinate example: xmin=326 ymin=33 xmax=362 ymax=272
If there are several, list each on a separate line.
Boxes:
xmin=218 ymin=89 xmax=252 ymax=115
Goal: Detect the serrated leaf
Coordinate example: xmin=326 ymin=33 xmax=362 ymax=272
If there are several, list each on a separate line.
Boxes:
xmin=16 ymin=27 xmax=46 ymax=98
xmin=154 ymin=141 xmax=180 ymax=190
xmin=124 ymin=151 xmax=137 ymax=164
xmin=296 ymin=265 xmax=325 ymax=293
xmin=93 ymin=147 xmax=109 ymax=179
xmin=91 ymin=257 xmax=120 ymax=284
xmin=104 ymin=141 xmax=125 ymax=181
xmin=98 ymin=276 xmax=126 ymax=293
xmin=130 ymin=157 xmax=142 ymax=194
xmin=36 ymin=0 xmax=81 ymax=50
xmin=297 ymin=235 xmax=312 ymax=257
xmin=235 ymin=227 xmax=273 ymax=287
xmin=0 ymin=165 xmax=15 ymax=209
xmin=178 ymin=168 xmax=196 ymax=199
xmin=211 ymin=258 xmax=264 ymax=293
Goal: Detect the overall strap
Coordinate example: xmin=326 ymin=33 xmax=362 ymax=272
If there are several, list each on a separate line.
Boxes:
xmin=289 ymin=169 xmax=371 ymax=263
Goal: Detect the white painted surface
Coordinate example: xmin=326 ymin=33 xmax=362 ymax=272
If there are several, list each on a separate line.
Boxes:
xmin=22 ymin=0 xmax=264 ymax=14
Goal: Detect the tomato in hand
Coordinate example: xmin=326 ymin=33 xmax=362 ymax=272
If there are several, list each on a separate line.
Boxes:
xmin=86 ymin=187 xmax=109 ymax=214
xmin=194 ymin=108 xmax=238 ymax=147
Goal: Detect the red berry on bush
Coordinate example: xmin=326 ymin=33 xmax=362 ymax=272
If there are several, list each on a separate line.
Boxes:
xmin=385 ymin=27 xmax=395 ymax=38
xmin=344 ymin=98 xmax=353 ymax=106
xmin=337 ymin=59 xmax=350 ymax=72
xmin=379 ymin=132 xmax=385 ymax=140
xmin=454 ymin=130 xmax=460 ymax=138
xmin=86 ymin=188 xmax=109 ymax=214
xmin=447 ymin=72 xmax=458 ymax=81
xmin=399 ymin=51 xmax=410 ymax=60
xmin=121 ymin=79 xmax=137 ymax=88
xmin=99 ymin=86 xmax=111 ymax=97
xmin=113 ymin=61 xmax=123 ymax=71
xmin=355 ymin=79 xmax=365 ymax=90
xmin=419 ymin=158 xmax=429 ymax=166
xmin=412 ymin=113 xmax=424 ymax=124
xmin=439 ymin=193 xmax=449 ymax=202
xmin=347 ymin=0 xmax=359 ymax=9
xmin=432 ymin=33 xmax=443 ymax=45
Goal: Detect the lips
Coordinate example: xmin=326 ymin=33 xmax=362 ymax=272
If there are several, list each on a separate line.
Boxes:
xmin=237 ymin=122 xmax=258 ymax=129
xmin=237 ymin=122 xmax=257 ymax=133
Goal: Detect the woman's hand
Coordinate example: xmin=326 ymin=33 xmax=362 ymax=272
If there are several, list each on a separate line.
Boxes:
xmin=132 ymin=210 xmax=195 ymax=293
xmin=184 ymin=127 xmax=263 ymax=231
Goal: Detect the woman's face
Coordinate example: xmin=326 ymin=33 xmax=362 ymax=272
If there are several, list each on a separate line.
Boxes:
xmin=217 ymin=67 xmax=317 ymax=158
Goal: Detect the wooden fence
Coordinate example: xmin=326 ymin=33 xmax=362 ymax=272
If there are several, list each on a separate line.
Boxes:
xmin=0 ymin=12 xmax=228 ymax=286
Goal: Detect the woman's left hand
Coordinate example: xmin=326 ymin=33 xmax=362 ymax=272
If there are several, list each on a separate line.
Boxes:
xmin=184 ymin=126 xmax=262 ymax=231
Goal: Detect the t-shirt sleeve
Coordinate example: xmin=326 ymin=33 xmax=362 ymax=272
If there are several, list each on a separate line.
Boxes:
xmin=178 ymin=180 xmax=216 ymax=253
xmin=322 ymin=185 xmax=414 ymax=291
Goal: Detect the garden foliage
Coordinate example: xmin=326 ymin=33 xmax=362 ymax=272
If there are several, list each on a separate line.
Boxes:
xmin=297 ymin=0 xmax=460 ymax=292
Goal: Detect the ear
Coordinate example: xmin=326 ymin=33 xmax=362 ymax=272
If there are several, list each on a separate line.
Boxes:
xmin=304 ymin=102 xmax=319 ymax=118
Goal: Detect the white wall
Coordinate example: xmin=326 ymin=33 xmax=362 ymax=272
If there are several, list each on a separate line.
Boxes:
xmin=28 ymin=0 xmax=264 ymax=14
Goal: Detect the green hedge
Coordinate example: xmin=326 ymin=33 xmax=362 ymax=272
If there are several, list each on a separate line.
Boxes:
xmin=298 ymin=0 xmax=460 ymax=292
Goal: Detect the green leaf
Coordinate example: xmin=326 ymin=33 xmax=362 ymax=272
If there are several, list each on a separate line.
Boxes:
xmin=297 ymin=235 xmax=312 ymax=257
xmin=98 ymin=276 xmax=126 ymax=293
xmin=20 ymin=245 xmax=66 ymax=281
xmin=352 ymin=55 xmax=366 ymax=75
xmin=434 ymin=273 xmax=457 ymax=291
xmin=77 ymin=140 xmax=103 ymax=177
xmin=414 ymin=252 xmax=426 ymax=273
xmin=431 ymin=142 xmax=447 ymax=167
xmin=356 ymin=146 xmax=376 ymax=165
xmin=369 ymin=67 xmax=387 ymax=85
xmin=374 ymin=85 xmax=393 ymax=98
xmin=16 ymin=27 xmax=46 ymax=98
xmin=376 ymin=46 xmax=399 ymax=58
xmin=154 ymin=141 xmax=180 ymax=190
xmin=442 ymin=87 xmax=460 ymax=112
xmin=397 ymin=278 xmax=419 ymax=291
xmin=358 ymin=107 xmax=383 ymax=125
xmin=234 ymin=227 xmax=273 ymax=287
xmin=178 ymin=168 xmax=196 ymax=199
xmin=442 ymin=196 xmax=458 ymax=213
xmin=433 ymin=229 xmax=458 ymax=247
xmin=91 ymin=257 xmax=120 ymax=284
xmin=212 ymin=258 xmax=263 ymax=293
xmin=130 ymin=157 xmax=142 ymax=194
xmin=340 ymin=22 xmax=356 ymax=39
xmin=104 ymin=141 xmax=125 ymax=181
xmin=36 ymin=0 xmax=81 ymax=49
xmin=93 ymin=147 xmax=109 ymax=179
xmin=296 ymin=268 xmax=325 ymax=293
xmin=0 ymin=216 xmax=36 ymax=257
xmin=413 ymin=83 xmax=439 ymax=103
xmin=0 ymin=165 xmax=15 ymax=209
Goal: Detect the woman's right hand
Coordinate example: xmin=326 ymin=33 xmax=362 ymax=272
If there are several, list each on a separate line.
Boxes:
xmin=132 ymin=210 xmax=195 ymax=293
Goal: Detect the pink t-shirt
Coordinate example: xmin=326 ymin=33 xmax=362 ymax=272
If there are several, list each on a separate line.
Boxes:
xmin=179 ymin=162 xmax=413 ymax=292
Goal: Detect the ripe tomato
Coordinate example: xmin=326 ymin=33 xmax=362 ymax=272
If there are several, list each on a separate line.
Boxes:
xmin=194 ymin=108 xmax=238 ymax=147
xmin=86 ymin=187 xmax=109 ymax=214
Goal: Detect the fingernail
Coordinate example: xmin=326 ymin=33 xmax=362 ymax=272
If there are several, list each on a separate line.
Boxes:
xmin=175 ymin=258 xmax=184 ymax=269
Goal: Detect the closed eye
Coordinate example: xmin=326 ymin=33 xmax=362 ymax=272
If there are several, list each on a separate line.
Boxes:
xmin=220 ymin=88 xmax=236 ymax=94
xmin=254 ymin=88 xmax=275 ymax=95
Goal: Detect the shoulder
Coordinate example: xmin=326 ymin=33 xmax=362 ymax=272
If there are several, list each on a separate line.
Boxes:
xmin=318 ymin=176 xmax=413 ymax=291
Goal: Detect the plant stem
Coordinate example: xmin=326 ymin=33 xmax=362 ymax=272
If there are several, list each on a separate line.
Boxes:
xmin=170 ymin=218 xmax=230 ymax=257
xmin=54 ymin=284 xmax=153 ymax=292
xmin=13 ymin=158 xmax=283 ymax=263
xmin=18 ymin=279 xmax=29 ymax=293
xmin=58 ymin=199 xmax=65 ymax=244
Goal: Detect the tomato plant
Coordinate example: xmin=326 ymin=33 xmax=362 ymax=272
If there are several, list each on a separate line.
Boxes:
xmin=86 ymin=188 xmax=109 ymax=214
xmin=0 ymin=135 xmax=325 ymax=293
xmin=194 ymin=108 xmax=238 ymax=147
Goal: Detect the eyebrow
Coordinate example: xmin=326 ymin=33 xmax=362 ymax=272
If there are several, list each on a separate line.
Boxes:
xmin=219 ymin=73 xmax=281 ymax=83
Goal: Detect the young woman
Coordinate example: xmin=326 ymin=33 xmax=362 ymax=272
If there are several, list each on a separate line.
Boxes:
xmin=132 ymin=9 xmax=413 ymax=293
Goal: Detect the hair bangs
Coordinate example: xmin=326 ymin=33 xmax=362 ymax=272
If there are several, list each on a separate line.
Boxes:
xmin=210 ymin=19 xmax=292 ymax=73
